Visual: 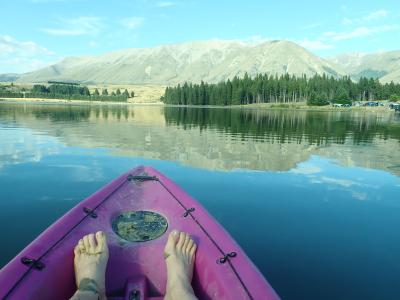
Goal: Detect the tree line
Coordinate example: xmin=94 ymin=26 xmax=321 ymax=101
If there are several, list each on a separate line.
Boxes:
xmin=0 ymin=83 xmax=135 ymax=102
xmin=161 ymin=73 xmax=400 ymax=106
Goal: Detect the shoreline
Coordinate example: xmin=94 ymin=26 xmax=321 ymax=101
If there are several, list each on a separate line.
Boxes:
xmin=0 ymin=97 xmax=164 ymax=106
xmin=0 ymin=97 xmax=396 ymax=113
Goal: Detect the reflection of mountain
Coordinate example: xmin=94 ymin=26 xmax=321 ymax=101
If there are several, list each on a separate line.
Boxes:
xmin=1 ymin=103 xmax=400 ymax=175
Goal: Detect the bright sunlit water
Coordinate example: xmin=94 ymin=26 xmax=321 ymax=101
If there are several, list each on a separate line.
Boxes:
xmin=1 ymin=102 xmax=400 ymax=299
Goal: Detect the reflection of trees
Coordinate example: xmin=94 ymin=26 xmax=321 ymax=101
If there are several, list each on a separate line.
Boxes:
xmin=2 ymin=103 xmax=400 ymax=174
xmin=4 ymin=104 xmax=400 ymax=146
xmin=6 ymin=105 xmax=133 ymax=123
xmin=31 ymin=106 xmax=91 ymax=122
xmin=164 ymin=107 xmax=400 ymax=145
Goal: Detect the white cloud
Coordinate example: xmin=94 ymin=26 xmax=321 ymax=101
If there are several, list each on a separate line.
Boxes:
xmin=301 ymin=23 xmax=322 ymax=30
xmin=31 ymin=0 xmax=66 ymax=2
xmin=120 ymin=17 xmax=145 ymax=30
xmin=364 ymin=9 xmax=389 ymax=21
xmin=88 ymin=40 xmax=97 ymax=47
xmin=0 ymin=35 xmax=54 ymax=56
xmin=352 ymin=191 xmax=368 ymax=201
xmin=298 ymin=38 xmax=333 ymax=50
xmin=31 ymin=0 xmax=87 ymax=3
xmin=342 ymin=9 xmax=389 ymax=25
xmin=156 ymin=1 xmax=176 ymax=7
xmin=42 ymin=17 xmax=103 ymax=36
xmin=0 ymin=35 xmax=58 ymax=73
xmin=291 ymin=163 xmax=322 ymax=175
xmin=323 ymin=25 xmax=398 ymax=41
xmin=342 ymin=18 xmax=353 ymax=26
xmin=242 ymin=35 xmax=274 ymax=44
xmin=319 ymin=176 xmax=360 ymax=187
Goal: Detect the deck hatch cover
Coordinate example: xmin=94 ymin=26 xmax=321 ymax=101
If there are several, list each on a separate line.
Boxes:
xmin=112 ymin=211 xmax=168 ymax=242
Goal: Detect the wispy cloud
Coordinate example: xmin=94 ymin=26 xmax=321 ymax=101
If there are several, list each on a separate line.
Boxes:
xmin=364 ymin=9 xmax=389 ymax=21
xmin=120 ymin=17 xmax=145 ymax=30
xmin=242 ymin=35 xmax=275 ymax=44
xmin=41 ymin=16 xmax=103 ymax=36
xmin=156 ymin=1 xmax=176 ymax=8
xmin=352 ymin=191 xmax=368 ymax=201
xmin=0 ymin=35 xmax=58 ymax=73
xmin=318 ymin=176 xmax=360 ymax=187
xmin=31 ymin=0 xmax=66 ymax=2
xmin=323 ymin=25 xmax=398 ymax=41
xmin=301 ymin=23 xmax=323 ymax=30
xmin=0 ymin=35 xmax=54 ymax=56
xmin=343 ymin=9 xmax=389 ymax=25
xmin=295 ymin=9 xmax=395 ymax=52
xmin=31 ymin=0 xmax=88 ymax=3
xmin=291 ymin=163 xmax=322 ymax=175
xmin=298 ymin=38 xmax=333 ymax=50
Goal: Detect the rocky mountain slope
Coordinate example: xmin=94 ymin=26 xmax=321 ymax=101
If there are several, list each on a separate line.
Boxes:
xmin=15 ymin=40 xmax=345 ymax=85
xmin=329 ymin=50 xmax=400 ymax=83
xmin=0 ymin=73 xmax=20 ymax=82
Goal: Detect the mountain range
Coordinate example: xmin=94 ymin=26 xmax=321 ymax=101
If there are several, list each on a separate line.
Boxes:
xmin=328 ymin=50 xmax=400 ymax=83
xmin=4 ymin=40 xmax=400 ymax=85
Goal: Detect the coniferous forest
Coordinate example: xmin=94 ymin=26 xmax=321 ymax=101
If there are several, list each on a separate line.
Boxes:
xmin=0 ymin=83 xmax=131 ymax=102
xmin=161 ymin=73 xmax=400 ymax=106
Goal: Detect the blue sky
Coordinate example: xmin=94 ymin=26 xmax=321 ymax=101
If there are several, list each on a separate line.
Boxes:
xmin=1 ymin=0 xmax=400 ymax=73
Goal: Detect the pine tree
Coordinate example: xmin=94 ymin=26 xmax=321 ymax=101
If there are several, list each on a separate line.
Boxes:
xmin=334 ymin=87 xmax=350 ymax=104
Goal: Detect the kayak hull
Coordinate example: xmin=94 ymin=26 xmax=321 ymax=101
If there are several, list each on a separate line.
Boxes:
xmin=0 ymin=166 xmax=279 ymax=300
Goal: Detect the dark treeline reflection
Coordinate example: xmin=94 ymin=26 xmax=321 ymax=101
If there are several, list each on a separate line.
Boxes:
xmin=31 ymin=105 xmax=92 ymax=122
xmin=31 ymin=105 xmax=133 ymax=122
xmin=164 ymin=107 xmax=400 ymax=145
xmin=0 ymin=104 xmax=133 ymax=123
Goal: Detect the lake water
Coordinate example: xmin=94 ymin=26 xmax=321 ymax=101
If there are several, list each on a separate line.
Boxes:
xmin=1 ymin=102 xmax=400 ymax=300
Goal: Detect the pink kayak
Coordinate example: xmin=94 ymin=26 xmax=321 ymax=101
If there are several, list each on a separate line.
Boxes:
xmin=0 ymin=166 xmax=279 ymax=300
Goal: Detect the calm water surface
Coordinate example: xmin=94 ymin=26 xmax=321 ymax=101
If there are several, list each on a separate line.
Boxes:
xmin=1 ymin=102 xmax=400 ymax=300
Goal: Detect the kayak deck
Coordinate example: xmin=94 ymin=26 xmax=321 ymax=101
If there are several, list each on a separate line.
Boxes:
xmin=0 ymin=166 xmax=279 ymax=300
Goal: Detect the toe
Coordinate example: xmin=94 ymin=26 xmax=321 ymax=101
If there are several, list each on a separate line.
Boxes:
xmin=83 ymin=235 xmax=90 ymax=252
xmin=176 ymin=232 xmax=186 ymax=250
xmin=95 ymin=231 xmax=107 ymax=253
xmin=78 ymin=239 xmax=85 ymax=253
xmin=74 ymin=245 xmax=81 ymax=256
xmin=190 ymin=243 xmax=197 ymax=258
xmin=88 ymin=233 xmax=96 ymax=253
xmin=186 ymin=239 xmax=194 ymax=253
xmin=183 ymin=234 xmax=191 ymax=250
xmin=164 ymin=230 xmax=179 ymax=254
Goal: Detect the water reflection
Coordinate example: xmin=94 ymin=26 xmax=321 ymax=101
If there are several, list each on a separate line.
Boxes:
xmin=165 ymin=107 xmax=400 ymax=144
xmin=0 ymin=103 xmax=400 ymax=175
xmin=1 ymin=103 xmax=400 ymax=300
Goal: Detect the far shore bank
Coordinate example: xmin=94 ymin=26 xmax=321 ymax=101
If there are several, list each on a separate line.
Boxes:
xmin=0 ymin=97 xmax=396 ymax=113
xmin=0 ymin=97 xmax=164 ymax=106
xmin=235 ymin=102 xmax=395 ymax=112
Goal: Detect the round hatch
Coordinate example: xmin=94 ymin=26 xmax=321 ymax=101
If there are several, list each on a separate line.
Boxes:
xmin=112 ymin=211 xmax=168 ymax=242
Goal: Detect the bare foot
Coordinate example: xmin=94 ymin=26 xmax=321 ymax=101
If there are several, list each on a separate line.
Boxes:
xmin=73 ymin=231 xmax=109 ymax=300
xmin=164 ymin=230 xmax=198 ymax=300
